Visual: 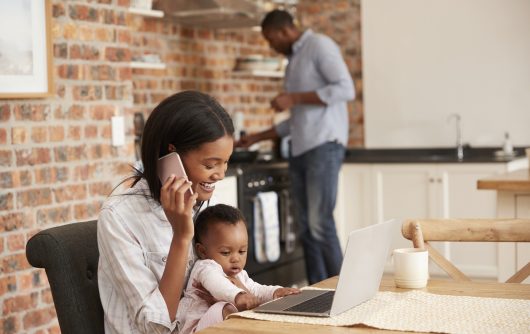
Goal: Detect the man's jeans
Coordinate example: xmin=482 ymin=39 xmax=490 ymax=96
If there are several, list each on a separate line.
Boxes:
xmin=289 ymin=141 xmax=345 ymax=284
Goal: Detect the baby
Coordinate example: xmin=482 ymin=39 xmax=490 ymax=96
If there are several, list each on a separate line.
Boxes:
xmin=176 ymin=204 xmax=299 ymax=334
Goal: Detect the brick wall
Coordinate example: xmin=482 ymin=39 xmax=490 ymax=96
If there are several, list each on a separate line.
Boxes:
xmin=0 ymin=0 xmax=361 ymax=332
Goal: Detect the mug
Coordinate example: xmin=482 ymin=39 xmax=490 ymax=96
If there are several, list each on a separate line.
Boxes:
xmin=393 ymin=248 xmax=429 ymax=289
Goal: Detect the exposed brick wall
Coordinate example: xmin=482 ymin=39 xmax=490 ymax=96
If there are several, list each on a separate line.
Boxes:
xmin=0 ymin=0 xmax=361 ymax=332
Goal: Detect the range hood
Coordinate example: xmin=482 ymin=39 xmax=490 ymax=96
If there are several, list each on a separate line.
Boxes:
xmin=155 ymin=0 xmax=266 ymax=29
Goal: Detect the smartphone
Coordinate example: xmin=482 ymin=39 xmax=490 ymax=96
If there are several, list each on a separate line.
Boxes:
xmin=157 ymin=152 xmax=194 ymax=196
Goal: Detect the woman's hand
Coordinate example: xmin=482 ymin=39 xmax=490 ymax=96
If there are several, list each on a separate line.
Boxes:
xmin=160 ymin=175 xmax=198 ymax=240
xmin=273 ymin=287 xmax=301 ymax=299
xmin=193 ymin=281 xmax=217 ymax=306
xmin=234 ymin=292 xmax=260 ymax=311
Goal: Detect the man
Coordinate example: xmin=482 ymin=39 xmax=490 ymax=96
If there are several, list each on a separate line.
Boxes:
xmin=238 ymin=9 xmax=355 ymax=284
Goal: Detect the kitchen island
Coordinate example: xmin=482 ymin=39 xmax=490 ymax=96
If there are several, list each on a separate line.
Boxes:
xmin=477 ymin=168 xmax=530 ymax=282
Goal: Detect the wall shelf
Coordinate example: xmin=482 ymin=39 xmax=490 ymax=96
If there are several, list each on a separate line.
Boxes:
xmin=128 ymin=7 xmax=164 ymax=18
xmin=232 ymin=70 xmax=284 ymax=78
xmin=130 ymin=61 xmax=167 ymax=70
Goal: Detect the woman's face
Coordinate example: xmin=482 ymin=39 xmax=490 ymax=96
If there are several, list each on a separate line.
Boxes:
xmin=180 ymin=134 xmax=234 ymax=202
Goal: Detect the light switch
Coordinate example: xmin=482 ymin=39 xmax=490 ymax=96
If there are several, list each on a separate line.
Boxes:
xmin=111 ymin=116 xmax=125 ymax=146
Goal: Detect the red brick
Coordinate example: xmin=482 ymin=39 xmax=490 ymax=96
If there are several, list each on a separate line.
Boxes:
xmin=36 ymin=206 xmax=72 ymax=226
xmin=13 ymin=104 xmax=50 ymax=121
xmin=69 ymin=4 xmax=99 ymax=22
xmin=57 ymin=64 xmax=82 ymax=80
xmin=104 ymin=47 xmax=131 ymax=62
xmin=15 ymin=148 xmax=52 ymax=166
xmin=93 ymin=27 xmax=114 ymax=42
xmin=89 ymin=105 xmax=116 ymax=120
xmin=2 ymin=253 xmax=31 ymax=274
xmin=53 ymin=42 xmax=67 ymax=58
xmin=52 ymin=2 xmax=65 ymax=17
xmin=16 ymin=188 xmax=52 ymax=208
xmin=0 ymin=316 xmax=19 ymax=334
xmin=100 ymin=124 xmax=112 ymax=139
xmin=49 ymin=126 xmax=65 ymax=142
xmin=3 ymin=292 xmax=39 ymax=314
xmin=0 ymin=103 xmax=10 ymax=121
xmin=41 ymin=287 xmax=54 ymax=305
xmin=72 ymin=85 xmax=103 ymax=101
xmin=6 ymin=233 xmax=25 ymax=252
xmin=11 ymin=127 xmax=27 ymax=145
xmin=53 ymin=184 xmax=87 ymax=203
xmin=34 ymin=166 xmax=69 ymax=184
xmin=117 ymin=29 xmax=132 ymax=44
xmin=0 ymin=192 xmax=14 ymax=211
xmin=0 ymin=273 xmax=17 ymax=296
xmin=84 ymin=125 xmax=98 ymax=138
xmin=18 ymin=270 xmax=47 ymax=291
xmin=87 ymin=143 xmax=112 ymax=159
xmin=89 ymin=182 xmax=113 ymax=197
xmin=87 ymin=64 xmax=116 ymax=81
xmin=22 ymin=306 xmax=56 ymax=329
xmin=0 ymin=128 xmax=6 ymax=145
xmin=73 ymin=201 xmax=102 ymax=220
xmin=31 ymin=126 xmax=48 ymax=143
xmin=0 ymin=213 xmax=25 ymax=233
xmin=69 ymin=44 xmax=100 ymax=60
xmin=118 ymin=67 xmax=132 ymax=81
xmin=55 ymin=104 xmax=86 ymax=120
xmin=62 ymin=22 xmax=79 ymax=40
xmin=118 ymin=0 xmax=130 ymax=6
xmin=67 ymin=125 xmax=81 ymax=141
xmin=54 ymin=145 xmax=87 ymax=162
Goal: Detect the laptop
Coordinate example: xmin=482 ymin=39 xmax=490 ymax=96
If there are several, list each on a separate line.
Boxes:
xmin=253 ymin=218 xmax=401 ymax=317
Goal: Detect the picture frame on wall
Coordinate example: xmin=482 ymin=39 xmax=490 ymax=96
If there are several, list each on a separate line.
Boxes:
xmin=0 ymin=0 xmax=53 ymax=99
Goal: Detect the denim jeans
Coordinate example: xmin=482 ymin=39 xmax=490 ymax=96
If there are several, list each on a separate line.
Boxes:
xmin=289 ymin=141 xmax=345 ymax=284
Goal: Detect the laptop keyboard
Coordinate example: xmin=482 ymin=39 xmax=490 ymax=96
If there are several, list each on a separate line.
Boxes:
xmin=284 ymin=290 xmax=335 ymax=313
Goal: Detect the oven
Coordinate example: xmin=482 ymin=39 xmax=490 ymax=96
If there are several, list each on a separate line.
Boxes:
xmin=236 ymin=163 xmax=306 ymax=287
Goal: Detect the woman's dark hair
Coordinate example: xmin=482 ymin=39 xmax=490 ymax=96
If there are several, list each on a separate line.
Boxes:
xmin=135 ymin=91 xmax=234 ymax=202
xmin=194 ymin=204 xmax=246 ymax=244
xmin=261 ymin=9 xmax=295 ymax=31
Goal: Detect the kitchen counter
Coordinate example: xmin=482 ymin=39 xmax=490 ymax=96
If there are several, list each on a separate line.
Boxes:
xmin=345 ymin=147 xmax=526 ymax=163
xmin=477 ymin=169 xmax=530 ymax=191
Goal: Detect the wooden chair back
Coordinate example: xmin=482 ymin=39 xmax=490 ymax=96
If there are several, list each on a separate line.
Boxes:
xmin=402 ymin=219 xmax=530 ymax=283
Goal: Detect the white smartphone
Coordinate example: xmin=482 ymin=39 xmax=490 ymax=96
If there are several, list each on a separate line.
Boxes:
xmin=157 ymin=152 xmax=194 ymax=196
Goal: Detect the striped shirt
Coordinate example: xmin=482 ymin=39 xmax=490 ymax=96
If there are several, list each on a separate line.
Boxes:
xmin=97 ymin=179 xmax=212 ymax=334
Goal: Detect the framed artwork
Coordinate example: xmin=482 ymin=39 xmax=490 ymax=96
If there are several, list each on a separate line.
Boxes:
xmin=0 ymin=0 xmax=53 ymax=99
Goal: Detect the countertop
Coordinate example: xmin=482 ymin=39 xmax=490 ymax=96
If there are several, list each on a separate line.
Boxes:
xmin=344 ymin=147 xmax=526 ymax=163
xmin=228 ymin=147 xmax=526 ymax=167
xmin=477 ymin=168 xmax=530 ymax=191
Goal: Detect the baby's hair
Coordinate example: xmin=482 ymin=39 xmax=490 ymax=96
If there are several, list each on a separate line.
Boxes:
xmin=194 ymin=204 xmax=246 ymax=244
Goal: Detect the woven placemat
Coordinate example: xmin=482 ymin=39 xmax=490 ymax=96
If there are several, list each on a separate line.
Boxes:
xmin=229 ymin=289 xmax=530 ymax=334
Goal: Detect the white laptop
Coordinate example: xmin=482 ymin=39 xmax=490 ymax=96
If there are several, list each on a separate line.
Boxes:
xmin=253 ymin=219 xmax=401 ymax=317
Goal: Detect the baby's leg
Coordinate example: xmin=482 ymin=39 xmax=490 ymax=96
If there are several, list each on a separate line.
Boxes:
xmin=194 ymin=302 xmax=237 ymax=332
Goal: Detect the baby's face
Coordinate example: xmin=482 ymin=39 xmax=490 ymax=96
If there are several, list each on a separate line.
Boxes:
xmin=198 ymin=220 xmax=248 ymax=277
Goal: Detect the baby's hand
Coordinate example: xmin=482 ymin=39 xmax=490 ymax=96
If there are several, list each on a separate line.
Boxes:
xmin=273 ymin=287 xmax=301 ymax=299
xmin=234 ymin=292 xmax=260 ymax=311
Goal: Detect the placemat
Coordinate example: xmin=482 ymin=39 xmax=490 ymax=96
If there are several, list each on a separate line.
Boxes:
xmin=229 ymin=289 xmax=530 ymax=333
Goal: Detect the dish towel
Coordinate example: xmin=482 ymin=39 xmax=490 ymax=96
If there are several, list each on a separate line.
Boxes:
xmin=279 ymin=189 xmax=296 ymax=253
xmin=253 ymin=191 xmax=280 ymax=263
xmin=229 ymin=288 xmax=530 ymax=334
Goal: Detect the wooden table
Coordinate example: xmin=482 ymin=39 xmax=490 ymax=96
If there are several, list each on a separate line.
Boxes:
xmin=199 ymin=276 xmax=530 ymax=334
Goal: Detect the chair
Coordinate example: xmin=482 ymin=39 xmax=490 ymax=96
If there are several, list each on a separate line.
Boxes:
xmin=402 ymin=218 xmax=530 ymax=283
xmin=26 ymin=220 xmax=104 ymax=334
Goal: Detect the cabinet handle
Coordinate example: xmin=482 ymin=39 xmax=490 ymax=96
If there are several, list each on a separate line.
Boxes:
xmin=429 ymin=178 xmax=435 ymax=183
xmin=437 ymin=178 xmax=442 ymax=183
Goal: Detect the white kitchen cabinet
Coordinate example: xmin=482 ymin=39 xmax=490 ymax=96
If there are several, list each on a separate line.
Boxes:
xmin=336 ymin=162 xmax=510 ymax=279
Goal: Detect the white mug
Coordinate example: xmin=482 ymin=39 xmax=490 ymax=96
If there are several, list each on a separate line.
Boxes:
xmin=393 ymin=248 xmax=429 ymax=289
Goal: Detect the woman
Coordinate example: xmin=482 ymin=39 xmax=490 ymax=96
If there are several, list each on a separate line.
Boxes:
xmin=97 ymin=91 xmax=234 ymax=334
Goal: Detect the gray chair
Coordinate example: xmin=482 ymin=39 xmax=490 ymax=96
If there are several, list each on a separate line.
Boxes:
xmin=26 ymin=220 xmax=104 ymax=334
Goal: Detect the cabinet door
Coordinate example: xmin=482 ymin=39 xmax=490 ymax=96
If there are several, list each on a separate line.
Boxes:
xmin=372 ymin=164 xmax=436 ymax=249
xmin=515 ymin=194 xmax=530 ymax=283
xmin=335 ymin=164 xmax=373 ymax=249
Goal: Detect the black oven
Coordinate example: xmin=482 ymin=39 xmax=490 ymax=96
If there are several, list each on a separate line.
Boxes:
xmin=236 ymin=163 xmax=306 ymax=287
